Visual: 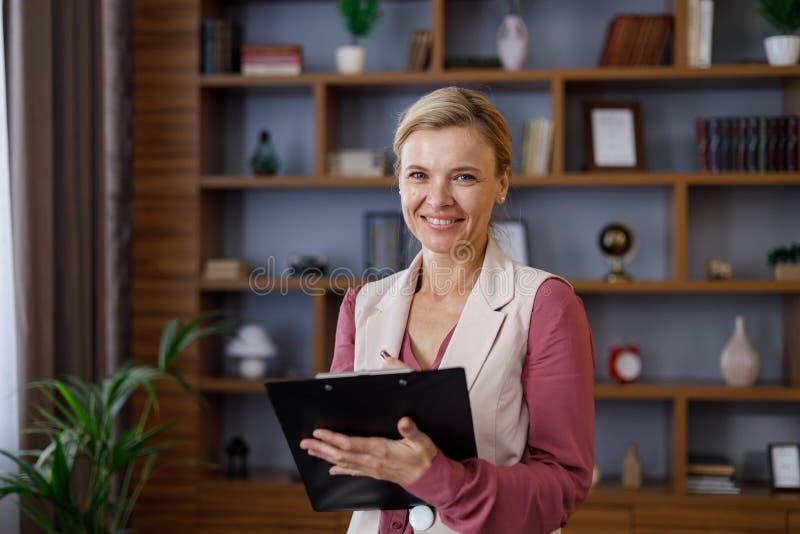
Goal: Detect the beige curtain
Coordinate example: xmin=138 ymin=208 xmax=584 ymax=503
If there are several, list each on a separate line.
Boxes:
xmin=7 ymin=0 xmax=132 ymax=529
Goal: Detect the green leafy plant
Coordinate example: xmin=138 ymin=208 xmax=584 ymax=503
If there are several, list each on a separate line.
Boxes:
xmin=757 ymin=0 xmax=800 ymax=35
xmin=767 ymin=242 xmax=800 ymax=265
xmin=338 ymin=0 xmax=380 ymax=44
xmin=0 ymin=312 xmax=232 ymax=533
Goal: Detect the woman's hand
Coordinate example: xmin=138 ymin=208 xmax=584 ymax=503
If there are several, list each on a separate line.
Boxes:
xmin=299 ymin=417 xmax=439 ymax=486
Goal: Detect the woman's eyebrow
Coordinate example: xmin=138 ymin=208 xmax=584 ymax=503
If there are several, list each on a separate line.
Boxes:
xmin=405 ymin=165 xmax=482 ymax=172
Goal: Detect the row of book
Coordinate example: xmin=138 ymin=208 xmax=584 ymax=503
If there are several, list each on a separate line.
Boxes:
xmin=686 ymin=0 xmax=714 ymax=68
xmin=406 ymin=30 xmax=433 ymax=72
xmin=695 ymin=116 xmax=798 ymax=173
xmin=201 ymin=19 xmax=240 ymax=74
xmin=598 ymin=14 xmax=674 ymax=67
xmin=687 ymin=453 xmax=740 ymax=495
xmin=242 ymin=44 xmax=303 ymax=76
xmin=520 ymin=119 xmax=554 ymax=176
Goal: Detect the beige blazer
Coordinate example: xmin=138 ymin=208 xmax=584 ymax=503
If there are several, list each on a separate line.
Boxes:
xmin=347 ymin=236 xmax=564 ymax=534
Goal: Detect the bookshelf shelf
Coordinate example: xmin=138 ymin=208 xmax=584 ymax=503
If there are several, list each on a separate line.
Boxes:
xmin=595 ymin=383 xmax=800 ymax=401
xmin=198 ymin=278 xmax=800 ymax=294
xmin=199 ymin=65 xmax=800 ymax=89
xmin=199 ymin=172 xmax=800 ymax=190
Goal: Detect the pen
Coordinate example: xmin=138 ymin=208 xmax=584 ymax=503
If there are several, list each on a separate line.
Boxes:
xmin=380 ymin=350 xmax=392 ymax=360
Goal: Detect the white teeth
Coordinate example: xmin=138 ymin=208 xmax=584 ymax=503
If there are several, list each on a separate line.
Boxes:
xmin=427 ymin=217 xmax=456 ymax=225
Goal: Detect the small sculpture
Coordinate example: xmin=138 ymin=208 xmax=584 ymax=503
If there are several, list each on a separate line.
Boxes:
xmin=622 ymin=443 xmax=643 ymax=489
xmin=250 ymin=130 xmax=280 ymax=175
xmin=599 ymin=222 xmax=637 ymax=283
xmin=225 ymin=436 xmax=250 ymax=478
xmin=706 ymin=259 xmax=733 ymax=280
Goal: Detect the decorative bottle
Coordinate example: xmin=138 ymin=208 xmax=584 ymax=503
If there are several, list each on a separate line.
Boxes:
xmin=250 ymin=130 xmax=280 ymax=175
xmin=497 ymin=1 xmax=528 ymax=71
xmin=621 ymin=443 xmax=642 ymax=489
xmin=719 ymin=315 xmax=761 ymax=387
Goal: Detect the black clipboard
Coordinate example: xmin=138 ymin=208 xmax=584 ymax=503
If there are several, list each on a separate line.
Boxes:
xmin=265 ymin=367 xmax=477 ymax=511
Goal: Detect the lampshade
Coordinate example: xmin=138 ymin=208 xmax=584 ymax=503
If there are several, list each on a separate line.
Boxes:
xmin=226 ymin=324 xmax=278 ymax=359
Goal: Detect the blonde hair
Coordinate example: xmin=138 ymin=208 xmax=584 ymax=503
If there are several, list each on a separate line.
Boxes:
xmin=393 ymin=87 xmax=512 ymax=178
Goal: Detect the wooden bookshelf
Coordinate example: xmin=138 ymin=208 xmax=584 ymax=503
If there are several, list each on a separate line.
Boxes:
xmin=133 ymin=0 xmax=800 ymax=531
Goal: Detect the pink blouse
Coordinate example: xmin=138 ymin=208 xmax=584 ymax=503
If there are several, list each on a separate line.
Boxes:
xmin=330 ymin=278 xmax=595 ymax=534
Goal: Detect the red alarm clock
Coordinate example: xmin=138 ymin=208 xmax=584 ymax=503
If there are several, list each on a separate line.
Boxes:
xmin=608 ymin=344 xmax=642 ymax=383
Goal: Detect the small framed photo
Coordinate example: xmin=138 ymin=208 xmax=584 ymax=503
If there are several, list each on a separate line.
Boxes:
xmin=767 ymin=443 xmax=800 ymax=491
xmin=364 ymin=212 xmax=409 ymax=278
xmin=490 ymin=221 xmax=529 ymax=265
xmin=582 ymin=101 xmax=646 ymax=172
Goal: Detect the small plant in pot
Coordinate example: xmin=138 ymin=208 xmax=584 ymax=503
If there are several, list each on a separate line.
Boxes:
xmin=767 ymin=241 xmax=800 ymax=280
xmin=758 ymin=0 xmax=800 ymax=65
xmin=336 ymin=0 xmax=380 ymax=74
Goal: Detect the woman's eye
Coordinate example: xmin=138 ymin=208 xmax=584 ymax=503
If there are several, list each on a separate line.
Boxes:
xmin=409 ymin=171 xmax=426 ymax=179
xmin=455 ymin=174 xmax=476 ymax=182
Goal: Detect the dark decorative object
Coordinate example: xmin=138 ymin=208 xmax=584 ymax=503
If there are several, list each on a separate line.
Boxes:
xmin=225 ymin=436 xmax=250 ymax=478
xmin=288 ymin=254 xmax=329 ymax=277
xmin=250 ymin=130 xmax=280 ymax=175
xmin=599 ymin=222 xmax=637 ymax=283
xmin=364 ymin=212 xmax=408 ymax=278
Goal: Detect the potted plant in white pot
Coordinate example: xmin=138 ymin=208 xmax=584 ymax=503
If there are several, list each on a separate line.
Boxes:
xmin=768 ymin=242 xmax=800 ymax=280
xmin=758 ymin=0 xmax=800 ymax=65
xmin=337 ymin=0 xmax=380 ymax=74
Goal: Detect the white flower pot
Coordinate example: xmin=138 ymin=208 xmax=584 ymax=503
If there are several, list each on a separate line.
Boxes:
xmin=764 ymin=35 xmax=800 ymax=66
xmin=497 ymin=14 xmax=528 ymax=71
xmin=336 ymin=45 xmax=366 ymax=74
xmin=774 ymin=263 xmax=800 ymax=280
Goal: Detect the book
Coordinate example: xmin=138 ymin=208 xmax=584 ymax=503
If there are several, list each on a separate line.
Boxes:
xmin=687 ymin=453 xmax=735 ymax=477
xmin=598 ymin=14 xmax=673 ymax=67
xmin=695 ymin=118 xmax=708 ymax=171
xmin=696 ymin=0 xmax=714 ymax=68
xmin=687 ymin=0 xmax=700 ymax=66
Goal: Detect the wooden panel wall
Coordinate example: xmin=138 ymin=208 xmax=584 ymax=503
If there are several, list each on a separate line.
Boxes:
xmin=132 ymin=0 xmax=201 ymax=530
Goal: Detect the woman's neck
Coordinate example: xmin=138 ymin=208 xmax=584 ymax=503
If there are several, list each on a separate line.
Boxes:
xmin=418 ymin=236 xmax=488 ymax=297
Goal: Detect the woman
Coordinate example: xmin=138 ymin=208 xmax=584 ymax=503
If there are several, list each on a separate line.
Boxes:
xmin=300 ymin=87 xmax=595 ymax=534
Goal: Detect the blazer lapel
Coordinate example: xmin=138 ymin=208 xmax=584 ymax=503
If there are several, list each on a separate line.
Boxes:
xmin=439 ymin=237 xmax=514 ymax=390
xmin=362 ymin=250 xmax=423 ymax=369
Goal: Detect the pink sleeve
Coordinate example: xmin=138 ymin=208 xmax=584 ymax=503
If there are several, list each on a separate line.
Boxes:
xmin=329 ymin=287 xmax=360 ymax=373
xmin=403 ymin=278 xmax=596 ymax=534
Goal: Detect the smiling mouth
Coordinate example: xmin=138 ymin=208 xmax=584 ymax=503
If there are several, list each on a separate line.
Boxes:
xmin=421 ymin=215 xmax=465 ymax=226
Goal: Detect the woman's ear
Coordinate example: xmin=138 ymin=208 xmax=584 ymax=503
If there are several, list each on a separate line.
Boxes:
xmin=497 ymin=167 xmax=510 ymax=203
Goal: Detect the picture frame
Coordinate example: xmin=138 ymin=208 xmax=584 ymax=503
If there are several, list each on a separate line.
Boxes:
xmin=364 ymin=212 xmax=409 ymax=278
xmin=490 ymin=221 xmax=529 ymax=265
xmin=582 ymin=101 xmax=646 ymax=172
xmin=767 ymin=443 xmax=800 ymax=491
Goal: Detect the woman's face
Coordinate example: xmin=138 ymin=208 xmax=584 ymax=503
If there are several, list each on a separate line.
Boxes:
xmin=398 ymin=126 xmax=509 ymax=257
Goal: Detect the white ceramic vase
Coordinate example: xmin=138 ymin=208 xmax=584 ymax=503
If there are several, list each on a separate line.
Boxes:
xmin=764 ymin=35 xmax=800 ymax=66
xmin=719 ymin=315 xmax=761 ymax=387
xmin=336 ymin=45 xmax=366 ymax=74
xmin=497 ymin=14 xmax=528 ymax=71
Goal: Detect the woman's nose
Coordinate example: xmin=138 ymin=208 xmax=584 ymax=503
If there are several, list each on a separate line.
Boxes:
xmin=425 ymin=179 xmax=452 ymax=207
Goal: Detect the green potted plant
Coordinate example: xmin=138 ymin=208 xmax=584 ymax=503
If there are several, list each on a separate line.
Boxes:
xmin=757 ymin=0 xmax=800 ymax=65
xmin=0 ymin=313 xmax=231 ymax=533
xmin=336 ymin=0 xmax=380 ymax=74
xmin=767 ymin=242 xmax=800 ymax=280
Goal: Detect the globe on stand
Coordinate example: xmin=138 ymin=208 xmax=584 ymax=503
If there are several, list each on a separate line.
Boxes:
xmin=599 ymin=222 xmax=637 ymax=283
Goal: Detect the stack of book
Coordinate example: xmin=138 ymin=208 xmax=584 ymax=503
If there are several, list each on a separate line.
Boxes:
xmin=204 ymin=259 xmax=251 ymax=280
xmin=598 ymin=14 xmax=674 ymax=66
xmin=695 ymin=115 xmax=798 ymax=173
xmin=241 ymin=44 xmax=303 ymax=76
xmin=686 ymin=0 xmax=714 ymax=68
xmin=687 ymin=453 xmax=741 ymax=495
xmin=521 ymin=119 xmax=554 ymax=176
xmin=406 ymin=30 xmax=433 ymax=71
xmin=201 ymin=19 xmax=240 ymax=74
